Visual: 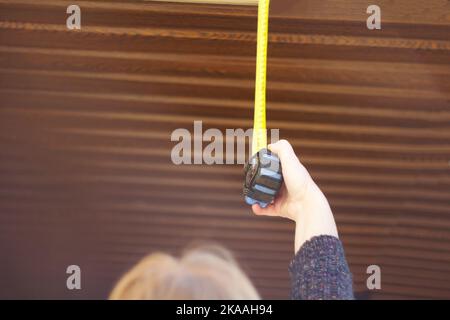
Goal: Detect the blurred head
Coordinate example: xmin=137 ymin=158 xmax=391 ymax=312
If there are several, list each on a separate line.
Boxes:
xmin=109 ymin=244 xmax=260 ymax=300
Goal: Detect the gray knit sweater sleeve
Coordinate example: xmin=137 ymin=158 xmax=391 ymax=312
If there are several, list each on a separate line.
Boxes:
xmin=289 ymin=235 xmax=354 ymax=300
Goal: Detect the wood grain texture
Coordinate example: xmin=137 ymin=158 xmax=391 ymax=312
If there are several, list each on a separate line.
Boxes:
xmin=0 ymin=0 xmax=449 ymax=299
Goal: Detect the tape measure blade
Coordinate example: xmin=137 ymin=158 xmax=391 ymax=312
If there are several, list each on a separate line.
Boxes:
xmin=252 ymin=0 xmax=270 ymax=156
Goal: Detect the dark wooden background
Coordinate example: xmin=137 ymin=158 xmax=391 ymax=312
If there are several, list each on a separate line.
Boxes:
xmin=0 ymin=0 xmax=449 ymax=299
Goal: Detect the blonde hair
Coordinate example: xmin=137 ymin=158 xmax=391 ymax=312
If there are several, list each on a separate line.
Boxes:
xmin=109 ymin=244 xmax=260 ymax=300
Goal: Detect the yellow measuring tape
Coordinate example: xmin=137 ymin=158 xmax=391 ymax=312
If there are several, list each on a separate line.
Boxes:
xmin=252 ymin=0 xmax=270 ymax=156
xmin=244 ymin=0 xmax=282 ymax=208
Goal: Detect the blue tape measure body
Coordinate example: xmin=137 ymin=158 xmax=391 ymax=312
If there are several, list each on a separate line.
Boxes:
xmin=243 ymin=148 xmax=283 ymax=208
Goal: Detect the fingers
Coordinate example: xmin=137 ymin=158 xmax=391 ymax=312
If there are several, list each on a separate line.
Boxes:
xmin=252 ymin=203 xmax=278 ymax=217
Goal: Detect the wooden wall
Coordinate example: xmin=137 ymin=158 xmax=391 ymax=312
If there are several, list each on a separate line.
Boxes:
xmin=0 ymin=0 xmax=449 ymax=299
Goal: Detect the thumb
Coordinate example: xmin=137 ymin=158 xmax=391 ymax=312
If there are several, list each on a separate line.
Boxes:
xmin=268 ymin=139 xmax=310 ymax=197
xmin=268 ymin=139 xmax=298 ymax=168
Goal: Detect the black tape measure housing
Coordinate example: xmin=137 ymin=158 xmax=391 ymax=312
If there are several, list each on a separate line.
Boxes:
xmin=243 ymin=148 xmax=283 ymax=208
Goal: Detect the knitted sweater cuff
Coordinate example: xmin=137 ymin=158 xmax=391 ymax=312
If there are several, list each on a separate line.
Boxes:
xmin=289 ymin=235 xmax=354 ymax=300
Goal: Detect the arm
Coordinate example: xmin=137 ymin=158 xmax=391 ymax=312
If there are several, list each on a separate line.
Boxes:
xmin=252 ymin=140 xmax=354 ymax=300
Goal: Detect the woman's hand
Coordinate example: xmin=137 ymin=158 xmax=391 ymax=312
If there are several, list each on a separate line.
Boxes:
xmin=252 ymin=139 xmax=338 ymax=253
xmin=251 ymin=139 xmax=312 ymax=221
